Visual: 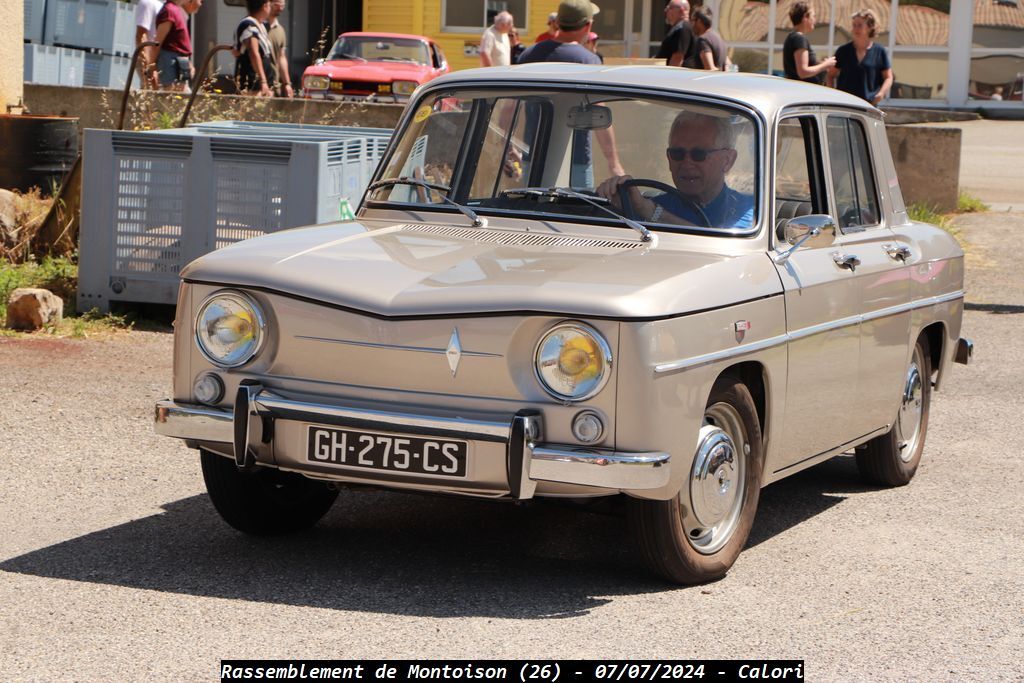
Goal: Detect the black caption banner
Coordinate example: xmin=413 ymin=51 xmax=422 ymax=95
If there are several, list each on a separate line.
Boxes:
xmin=221 ymin=660 xmax=803 ymax=683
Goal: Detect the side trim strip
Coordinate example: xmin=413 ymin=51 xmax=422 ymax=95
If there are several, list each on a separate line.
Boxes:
xmin=655 ymin=290 xmax=964 ymax=375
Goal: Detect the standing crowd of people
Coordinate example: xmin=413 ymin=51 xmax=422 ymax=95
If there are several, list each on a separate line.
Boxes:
xmin=134 ymin=0 xmax=294 ymax=97
xmin=481 ymin=0 xmax=896 ymax=105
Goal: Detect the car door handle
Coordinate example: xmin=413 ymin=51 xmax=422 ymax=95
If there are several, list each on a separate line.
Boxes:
xmin=882 ymin=243 xmax=912 ymax=262
xmin=832 ymin=252 xmax=860 ymax=271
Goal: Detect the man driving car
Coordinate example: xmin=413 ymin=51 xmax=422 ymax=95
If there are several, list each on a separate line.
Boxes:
xmin=596 ymin=111 xmax=754 ymax=229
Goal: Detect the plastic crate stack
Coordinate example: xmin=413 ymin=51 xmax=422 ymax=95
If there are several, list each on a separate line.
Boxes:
xmin=24 ymin=0 xmax=137 ymax=89
xmin=77 ymin=122 xmax=394 ymax=311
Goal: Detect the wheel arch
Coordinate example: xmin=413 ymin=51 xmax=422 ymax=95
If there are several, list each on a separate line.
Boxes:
xmin=717 ymin=360 xmax=768 ymax=449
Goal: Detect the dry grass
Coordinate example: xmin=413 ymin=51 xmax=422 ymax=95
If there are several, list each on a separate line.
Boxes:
xmin=1 ymin=188 xmax=54 ymax=263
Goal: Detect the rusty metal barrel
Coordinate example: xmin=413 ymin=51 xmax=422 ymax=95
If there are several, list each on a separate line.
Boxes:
xmin=0 ymin=114 xmax=79 ymax=194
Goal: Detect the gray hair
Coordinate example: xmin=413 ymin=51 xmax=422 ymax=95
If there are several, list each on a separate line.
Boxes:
xmin=668 ymin=111 xmax=736 ymax=149
xmin=494 ymin=11 xmax=514 ymax=27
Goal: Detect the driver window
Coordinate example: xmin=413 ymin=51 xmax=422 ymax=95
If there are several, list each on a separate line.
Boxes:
xmin=775 ymin=116 xmax=826 ymax=235
xmin=826 ymin=116 xmax=880 ymax=231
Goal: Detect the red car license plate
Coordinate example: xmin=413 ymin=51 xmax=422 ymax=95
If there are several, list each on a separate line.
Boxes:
xmin=306 ymin=425 xmax=467 ymax=477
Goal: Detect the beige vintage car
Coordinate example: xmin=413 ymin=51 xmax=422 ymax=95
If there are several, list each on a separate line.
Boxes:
xmin=155 ymin=65 xmax=973 ymax=584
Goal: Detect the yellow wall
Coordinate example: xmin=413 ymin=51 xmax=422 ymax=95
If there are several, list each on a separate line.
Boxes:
xmin=365 ymin=2 xmax=557 ymax=72
xmin=1 ymin=0 xmax=24 ymax=108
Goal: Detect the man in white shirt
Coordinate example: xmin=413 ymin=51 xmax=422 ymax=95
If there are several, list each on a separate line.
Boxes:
xmin=479 ymin=11 xmax=513 ymax=67
xmin=135 ymin=0 xmax=163 ymax=88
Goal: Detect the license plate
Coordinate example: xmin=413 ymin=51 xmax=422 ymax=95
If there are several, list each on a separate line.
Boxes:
xmin=306 ymin=425 xmax=467 ymax=478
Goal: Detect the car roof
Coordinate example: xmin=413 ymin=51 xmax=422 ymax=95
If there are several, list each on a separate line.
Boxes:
xmin=340 ymin=32 xmax=435 ymax=45
xmin=427 ymin=64 xmax=878 ymax=118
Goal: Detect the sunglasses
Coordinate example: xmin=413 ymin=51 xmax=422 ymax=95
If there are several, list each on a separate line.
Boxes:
xmin=666 ymin=146 xmax=727 ymax=162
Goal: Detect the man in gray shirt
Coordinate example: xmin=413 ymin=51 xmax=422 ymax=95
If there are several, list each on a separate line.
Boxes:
xmin=692 ymin=7 xmax=727 ymax=71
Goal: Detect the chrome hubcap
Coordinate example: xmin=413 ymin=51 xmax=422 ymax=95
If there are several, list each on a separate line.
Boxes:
xmin=683 ymin=403 xmax=747 ymax=555
xmin=896 ymin=348 xmax=925 ymax=462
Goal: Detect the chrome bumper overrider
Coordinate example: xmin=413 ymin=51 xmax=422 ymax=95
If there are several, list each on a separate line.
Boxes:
xmin=154 ymin=390 xmax=670 ymax=498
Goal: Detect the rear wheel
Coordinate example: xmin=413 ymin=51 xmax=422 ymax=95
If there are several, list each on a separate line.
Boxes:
xmin=201 ymin=449 xmax=339 ymax=535
xmin=857 ymin=336 xmax=932 ymax=487
xmin=628 ymin=375 xmax=763 ymax=584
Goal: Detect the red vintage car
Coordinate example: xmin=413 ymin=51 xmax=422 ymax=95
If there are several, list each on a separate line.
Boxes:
xmin=301 ymin=32 xmax=450 ymax=101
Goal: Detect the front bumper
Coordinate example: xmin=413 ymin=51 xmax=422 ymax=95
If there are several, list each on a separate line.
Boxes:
xmin=154 ymin=388 xmax=669 ymax=499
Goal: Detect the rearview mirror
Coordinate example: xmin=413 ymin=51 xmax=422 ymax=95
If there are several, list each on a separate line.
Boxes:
xmin=567 ymin=104 xmax=612 ymax=130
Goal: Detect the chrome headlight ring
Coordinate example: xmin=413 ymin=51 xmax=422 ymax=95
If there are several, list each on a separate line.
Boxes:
xmin=534 ymin=321 xmax=613 ymax=402
xmin=194 ymin=290 xmax=266 ymax=368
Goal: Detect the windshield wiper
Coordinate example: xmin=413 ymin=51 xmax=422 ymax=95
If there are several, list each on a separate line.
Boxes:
xmin=367 ymin=177 xmax=486 ymax=227
xmin=335 ymin=52 xmax=366 ymax=61
xmin=499 ymin=186 xmax=652 ymax=242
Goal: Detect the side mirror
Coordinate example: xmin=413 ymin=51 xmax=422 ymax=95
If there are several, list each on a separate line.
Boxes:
xmin=774 ymin=214 xmax=837 ymax=264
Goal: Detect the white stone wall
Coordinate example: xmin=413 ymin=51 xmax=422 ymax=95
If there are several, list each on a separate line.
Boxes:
xmin=0 ymin=1 xmax=24 ymax=108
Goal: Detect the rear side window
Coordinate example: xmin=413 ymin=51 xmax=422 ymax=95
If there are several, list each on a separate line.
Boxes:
xmin=826 ymin=116 xmax=880 ymax=231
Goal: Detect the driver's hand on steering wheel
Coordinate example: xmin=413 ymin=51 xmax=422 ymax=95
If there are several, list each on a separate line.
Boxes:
xmin=596 ymin=174 xmax=655 ymax=218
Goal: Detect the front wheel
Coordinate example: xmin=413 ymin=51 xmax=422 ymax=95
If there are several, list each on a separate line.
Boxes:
xmin=628 ymin=375 xmax=763 ymax=584
xmin=201 ymin=449 xmax=339 ymax=535
xmin=856 ymin=336 xmax=932 ymax=487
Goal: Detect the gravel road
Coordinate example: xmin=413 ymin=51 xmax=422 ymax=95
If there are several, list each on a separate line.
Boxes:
xmin=1 ymin=212 xmax=1021 ymax=682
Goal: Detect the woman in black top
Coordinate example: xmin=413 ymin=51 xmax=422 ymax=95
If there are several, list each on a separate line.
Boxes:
xmin=782 ymin=2 xmax=834 ymax=84
xmin=827 ymin=9 xmax=894 ymax=104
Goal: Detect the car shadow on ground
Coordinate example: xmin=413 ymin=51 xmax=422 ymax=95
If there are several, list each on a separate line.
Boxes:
xmin=0 ymin=454 xmax=879 ymax=617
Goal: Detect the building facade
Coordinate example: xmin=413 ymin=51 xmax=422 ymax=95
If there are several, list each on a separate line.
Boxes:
xmin=190 ymin=0 xmax=1022 ymax=110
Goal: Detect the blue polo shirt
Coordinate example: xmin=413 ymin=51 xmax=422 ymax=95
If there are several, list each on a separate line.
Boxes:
xmin=653 ymin=185 xmax=755 ymax=229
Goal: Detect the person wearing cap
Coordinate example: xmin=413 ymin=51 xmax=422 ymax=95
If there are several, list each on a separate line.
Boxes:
xmin=479 ymin=11 xmax=514 ymax=67
xmin=535 ymin=11 xmax=559 ymax=44
xmin=655 ymin=0 xmax=698 ymax=68
xmin=516 ymin=0 xmax=624 ymax=185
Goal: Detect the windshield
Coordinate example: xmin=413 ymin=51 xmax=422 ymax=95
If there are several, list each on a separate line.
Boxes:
xmin=328 ymin=37 xmax=430 ymax=65
xmin=368 ymin=87 xmax=760 ymax=235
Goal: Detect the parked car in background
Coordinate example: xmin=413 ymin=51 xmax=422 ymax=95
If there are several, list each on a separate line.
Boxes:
xmin=156 ymin=65 xmax=973 ymax=585
xmin=301 ymin=32 xmax=449 ymax=101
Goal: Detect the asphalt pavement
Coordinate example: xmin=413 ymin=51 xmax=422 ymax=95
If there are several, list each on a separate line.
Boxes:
xmin=0 ymin=122 xmax=1022 ymax=681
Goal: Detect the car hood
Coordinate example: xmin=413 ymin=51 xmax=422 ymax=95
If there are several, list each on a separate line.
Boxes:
xmin=180 ymin=220 xmax=782 ymax=319
xmin=304 ymin=61 xmax=431 ymax=82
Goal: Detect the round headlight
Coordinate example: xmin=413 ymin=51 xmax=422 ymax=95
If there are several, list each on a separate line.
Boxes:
xmin=303 ymin=75 xmax=329 ymax=91
xmin=195 ymin=291 xmax=265 ymax=368
xmin=534 ymin=322 xmax=612 ymax=402
xmin=392 ymin=80 xmax=417 ymax=96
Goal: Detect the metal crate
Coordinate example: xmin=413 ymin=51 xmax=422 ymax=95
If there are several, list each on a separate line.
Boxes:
xmin=24 ymin=44 xmax=61 ymax=85
xmin=24 ymin=0 xmax=47 ymax=44
xmin=78 ymin=125 xmax=393 ymax=311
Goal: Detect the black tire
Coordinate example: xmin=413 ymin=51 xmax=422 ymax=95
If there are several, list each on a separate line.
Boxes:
xmin=628 ymin=375 xmax=763 ymax=585
xmin=200 ymin=449 xmax=339 ymax=535
xmin=857 ymin=336 xmax=932 ymax=487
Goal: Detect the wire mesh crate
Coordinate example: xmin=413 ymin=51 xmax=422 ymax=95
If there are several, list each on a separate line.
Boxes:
xmin=77 ymin=124 xmax=393 ymax=311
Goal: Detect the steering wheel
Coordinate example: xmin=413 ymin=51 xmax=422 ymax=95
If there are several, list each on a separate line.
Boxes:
xmin=617 ymin=178 xmax=711 ymax=228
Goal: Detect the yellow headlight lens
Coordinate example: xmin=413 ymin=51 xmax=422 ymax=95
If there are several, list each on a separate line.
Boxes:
xmin=535 ymin=323 xmax=612 ymax=401
xmin=303 ymin=75 xmax=330 ymax=91
xmin=195 ymin=291 xmax=265 ymax=367
xmin=392 ymin=80 xmax=417 ymax=96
